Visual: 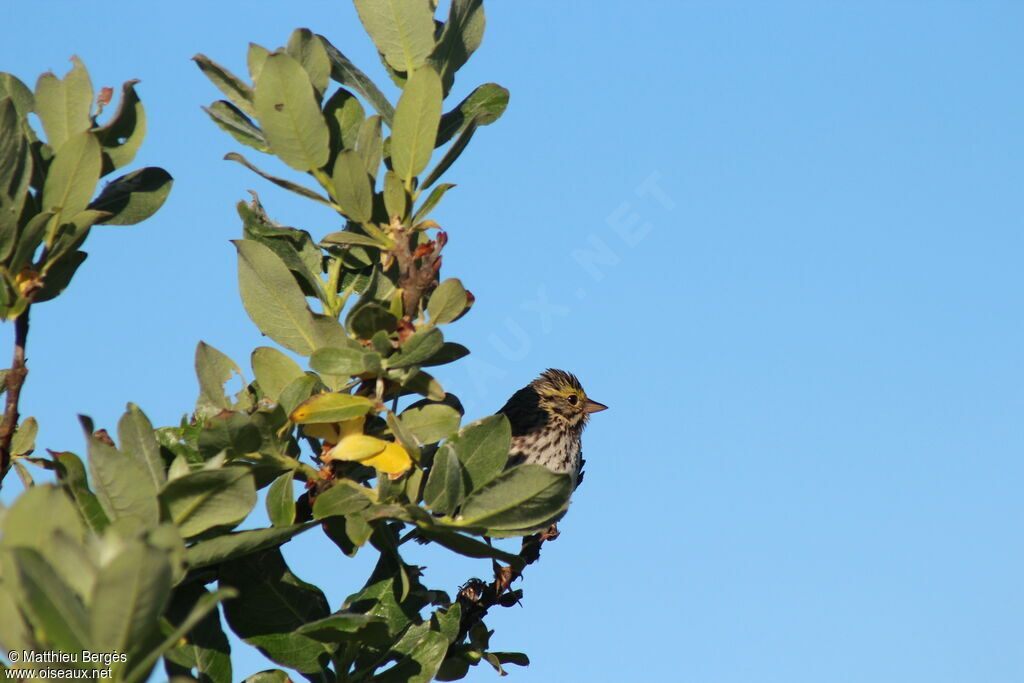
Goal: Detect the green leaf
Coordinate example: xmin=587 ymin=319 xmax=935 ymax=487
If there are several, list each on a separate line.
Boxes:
xmin=192 ymin=54 xmax=255 ymax=118
xmin=253 ymin=51 xmax=329 ymax=172
xmin=378 ymin=631 xmax=449 ymax=683
xmin=10 ymin=416 xmax=37 ymax=455
xmin=455 ymin=465 xmax=571 ymax=531
xmin=24 ymin=540 xmax=94 ymax=615
xmin=436 ymin=82 xmax=508 ymax=147
xmin=0 ymin=72 xmax=34 ymax=120
xmin=489 ymin=652 xmax=529 ymax=667
xmin=483 ymin=651 xmax=529 ymax=676
xmin=391 ymin=66 xmax=443 ymax=185
xmin=400 ymin=400 xmax=461 ymax=445
xmin=296 ymin=611 xmax=383 ymax=642
xmin=431 ymin=0 xmax=486 ymax=94
xmin=355 ymin=114 xmax=384 ymax=179
xmin=432 ymin=603 xmax=461 ymax=643
xmin=0 ymin=485 xmax=85 ymax=560
xmin=89 ymin=541 xmax=173 ymax=667
xmin=6 ymin=211 xmax=52 ymax=273
xmin=383 ymin=609 xmax=460 ymax=676
xmin=290 ymin=392 xmax=375 ymax=423
xmin=225 ymin=152 xmax=330 ymax=206
xmin=118 ymin=403 xmax=166 ymax=489
xmin=126 ymin=586 xmax=236 ymax=683
xmin=33 ymin=56 xmax=93 ymax=150
xmin=34 ymin=250 xmax=87 ymax=303
xmin=42 ymin=131 xmax=101 ymax=219
xmin=398 ymin=369 xmax=445 ymax=401
xmin=341 ymin=561 xmax=415 ymax=635
xmin=266 ymin=471 xmax=296 ymax=526
xmin=415 ymin=527 xmax=523 ymax=570
xmin=422 ymin=443 xmax=463 ymax=515
xmin=312 ymin=481 xmax=374 ymax=519
xmin=286 ymin=28 xmax=331 ymax=98
xmin=318 ymin=36 xmax=395 ymax=125
xmin=159 ymin=468 xmax=257 ymax=538
xmin=40 ymin=207 xmax=105 ymax=267
xmin=324 ymin=88 xmax=365 ymax=155
xmin=87 ymin=431 xmax=161 ymax=526
xmin=331 ymin=149 xmax=373 ymax=223
xmin=278 ymin=374 xmax=320 ymax=417
xmin=353 ymin=0 xmax=436 ymax=73
xmin=386 ymin=410 xmax=421 ymax=463
xmin=234 ymin=238 xmax=320 ymax=356
xmin=195 ymin=341 xmax=245 ymax=413
xmin=0 ymin=98 xmax=30 ymax=225
xmin=162 ymin=584 xmax=233 ymax=683
xmin=347 ymin=302 xmax=398 ymax=340
xmin=427 ymin=278 xmax=470 ymax=324
xmin=219 ymin=548 xmax=334 ymax=674
xmin=251 ymin=346 xmax=305 ymax=402
xmin=185 ymin=524 xmax=313 ymax=569
xmin=447 ymin=414 xmax=509 ymax=491
xmin=236 ymin=199 xmax=326 ymax=302
xmin=388 ymin=326 xmax=444 ymax=368
xmin=53 ymin=451 xmax=110 ymax=532
xmin=247 ymin=43 xmax=271 ymax=82
xmin=422 ymin=117 xmax=477 ymax=190
xmin=9 ymin=547 xmax=90 ymax=653
xmin=312 ymin=313 xmax=351 ymax=351
xmin=321 ymin=230 xmax=387 ymax=248
xmin=322 ymin=515 xmax=373 ymax=556
xmin=11 ymin=459 xmax=33 ymax=487
xmin=310 ymin=345 xmax=377 ymax=376
xmin=93 ymin=79 xmax=146 ymax=172
xmin=203 ymin=100 xmax=269 ymax=153
xmin=418 ymin=342 xmax=469 ymax=367
xmin=383 ymin=170 xmax=407 ymax=221
xmin=0 ymin=578 xmax=34 ymax=657
xmin=197 ymin=412 xmax=261 ymax=459
xmin=411 ymin=182 xmax=454 ymax=224
xmin=347 ymin=515 xmax=374 ymax=549
xmin=88 ymin=166 xmax=173 ymax=226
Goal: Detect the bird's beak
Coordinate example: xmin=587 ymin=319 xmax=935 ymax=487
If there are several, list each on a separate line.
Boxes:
xmin=584 ymin=399 xmax=608 ymax=414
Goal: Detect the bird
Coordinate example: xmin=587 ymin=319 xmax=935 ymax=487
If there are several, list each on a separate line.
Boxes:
xmin=498 ymin=369 xmax=607 ymax=488
xmin=407 ymin=369 xmax=605 ymax=553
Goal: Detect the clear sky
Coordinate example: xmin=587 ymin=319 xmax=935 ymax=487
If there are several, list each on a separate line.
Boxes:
xmin=2 ymin=2 xmax=1023 ymax=682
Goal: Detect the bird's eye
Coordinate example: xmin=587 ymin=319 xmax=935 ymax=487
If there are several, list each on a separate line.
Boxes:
xmin=568 ymin=395 xmax=579 ymax=405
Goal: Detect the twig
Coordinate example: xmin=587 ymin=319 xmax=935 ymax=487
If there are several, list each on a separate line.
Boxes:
xmin=0 ymin=306 xmax=31 ymax=488
xmin=388 ymin=217 xmax=442 ymax=323
xmin=455 ymin=524 xmax=560 ymax=641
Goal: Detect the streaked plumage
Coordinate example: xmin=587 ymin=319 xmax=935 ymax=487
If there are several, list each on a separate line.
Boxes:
xmin=499 ymin=369 xmax=606 ymax=487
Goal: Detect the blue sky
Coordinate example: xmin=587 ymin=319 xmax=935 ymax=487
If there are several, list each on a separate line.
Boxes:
xmin=3 ymin=2 xmax=1023 ymax=681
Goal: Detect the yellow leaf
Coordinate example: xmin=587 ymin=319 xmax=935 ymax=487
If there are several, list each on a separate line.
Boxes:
xmin=326 ymin=434 xmax=387 ymax=461
xmin=362 ymin=440 xmax=413 ymax=476
xmin=338 ymin=416 xmax=367 ymax=438
xmin=303 ymin=423 xmax=341 ymax=441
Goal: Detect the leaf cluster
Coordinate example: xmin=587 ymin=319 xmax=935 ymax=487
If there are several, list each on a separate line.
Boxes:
xmin=0 ymin=2 xmax=566 ymax=681
xmin=0 ymin=61 xmax=172 ymax=319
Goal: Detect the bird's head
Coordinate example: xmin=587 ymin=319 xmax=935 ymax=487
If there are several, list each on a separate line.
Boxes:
xmin=531 ymin=368 xmax=608 ymax=427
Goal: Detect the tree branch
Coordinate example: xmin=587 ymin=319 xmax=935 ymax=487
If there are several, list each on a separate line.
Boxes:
xmin=455 ymin=524 xmax=560 ymax=641
xmin=0 ymin=306 xmax=31 ymax=488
